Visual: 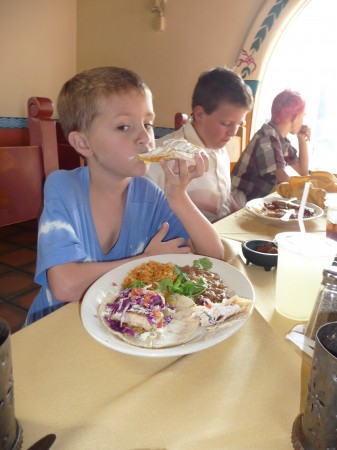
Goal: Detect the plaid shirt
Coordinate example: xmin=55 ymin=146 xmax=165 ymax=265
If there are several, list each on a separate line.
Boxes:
xmin=231 ymin=122 xmax=297 ymax=201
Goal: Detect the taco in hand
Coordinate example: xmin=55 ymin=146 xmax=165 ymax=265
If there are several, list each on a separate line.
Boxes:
xmin=136 ymin=138 xmax=202 ymax=163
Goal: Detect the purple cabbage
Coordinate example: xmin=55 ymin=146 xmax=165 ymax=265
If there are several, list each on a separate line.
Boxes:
xmin=103 ymin=287 xmax=174 ymax=336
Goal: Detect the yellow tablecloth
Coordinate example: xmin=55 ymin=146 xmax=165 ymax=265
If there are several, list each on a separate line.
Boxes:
xmin=11 ymin=302 xmax=302 ymax=450
xmin=11 ymin=204 xmax=316 ymax=450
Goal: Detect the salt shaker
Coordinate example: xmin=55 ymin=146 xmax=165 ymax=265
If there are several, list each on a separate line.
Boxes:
xmin=305 ymin=266 xmax=337 ymax=340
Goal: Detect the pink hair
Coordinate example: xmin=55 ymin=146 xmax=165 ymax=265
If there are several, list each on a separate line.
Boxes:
xmin=271 ymin=89 xmax=305 ymax=124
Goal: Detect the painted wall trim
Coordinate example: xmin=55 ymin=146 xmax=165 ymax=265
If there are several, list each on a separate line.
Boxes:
xmin=234 ymin=0 xmax=311 ymax=133
xmin=0 ymin=117 xmax=173 ymax=140
xmin=0 ymin=118 xmax=29 ymax=129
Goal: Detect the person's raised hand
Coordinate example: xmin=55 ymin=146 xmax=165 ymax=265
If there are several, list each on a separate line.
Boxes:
xmin=160 ymin=151 xmax=209 ymax=198
xmin=298 ymin=125 xmax=311 ymax=141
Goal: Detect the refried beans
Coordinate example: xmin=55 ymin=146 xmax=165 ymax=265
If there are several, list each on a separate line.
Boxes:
xmin=180 ymin=266 xmax=229 ymax=305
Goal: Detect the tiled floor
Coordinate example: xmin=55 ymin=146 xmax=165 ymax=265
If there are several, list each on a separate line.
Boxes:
xmin=0 ymin=219 xmax=39 ymax=333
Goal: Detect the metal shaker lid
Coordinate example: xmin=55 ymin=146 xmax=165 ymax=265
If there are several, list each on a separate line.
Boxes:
xmin=322 ymin=266 xmax=337 ymax=285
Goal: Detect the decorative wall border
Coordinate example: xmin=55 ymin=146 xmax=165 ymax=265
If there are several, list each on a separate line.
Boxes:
xmin=0 ymin=117 xmax=173 ymax=140
xmin=234 ymin=0 xmax=310 ymax=132
xmin=236 ymin=0 xmax=310 ymax=84
xmin=0 ymin=117 xmax=28 ymax=129
xmin=154 ymin=127 xmax=174 ymax=138
xmin=237 ymin=0 xmax=289 ymax=82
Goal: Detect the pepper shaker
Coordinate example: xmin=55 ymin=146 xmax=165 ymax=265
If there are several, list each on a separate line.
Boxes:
xmin=305 ymin=265 xmax=337 ymax=340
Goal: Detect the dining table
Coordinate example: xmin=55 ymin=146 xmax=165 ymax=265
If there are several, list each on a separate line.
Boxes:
xmin=9 ymin=203 xmax=324 ymax=450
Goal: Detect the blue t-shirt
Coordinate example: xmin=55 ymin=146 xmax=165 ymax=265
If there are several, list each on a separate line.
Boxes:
xmin=26 ymin=167 xmax=189 ymax=325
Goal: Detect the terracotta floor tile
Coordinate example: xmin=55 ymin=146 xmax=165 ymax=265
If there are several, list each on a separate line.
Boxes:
xmin=0 ymin=302 xmax=27 ymax=333
xmin=0 ymin=248 xmax=37 ymax=267
xmin=0 ymin=241 xmax=19 ymax=254
xmin=0 ymin=271 xmax=37 ymax=299
xmin=0 ymin=263 xmax=14 ymax=275
xmin=7 ymin=231 xmax=37 ymax=247
xmin=10 ymin=288 xmax=39 ymax=310
xmin=21 ymin=262 xmax=36 ymax=275
xmin=0 ymin=220 xmax=38 ymax=331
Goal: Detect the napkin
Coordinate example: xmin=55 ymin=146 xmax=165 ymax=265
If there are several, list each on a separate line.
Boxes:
xmin=285 ymin=324 xmax=315 ymax=357
xmin=221 ymin=237 xmax=240 ymax=264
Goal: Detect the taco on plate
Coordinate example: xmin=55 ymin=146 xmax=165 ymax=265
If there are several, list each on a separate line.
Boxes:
xmin=99 ymin=286 xmax=199 ymax=348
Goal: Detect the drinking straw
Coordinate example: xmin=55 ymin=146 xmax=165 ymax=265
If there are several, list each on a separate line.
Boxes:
xmin=298 ymin=182 xmax=311 ymax=233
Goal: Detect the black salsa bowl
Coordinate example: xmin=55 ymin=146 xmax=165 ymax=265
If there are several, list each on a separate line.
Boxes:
xmin=242 ymin=240 xmax=278 ymax=272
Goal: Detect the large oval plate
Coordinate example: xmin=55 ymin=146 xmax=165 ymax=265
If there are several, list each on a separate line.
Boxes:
xmin=245 ymin=196 xmax=324 ymax=225
xmin=81 ymin=254 xmax=255 ymax=357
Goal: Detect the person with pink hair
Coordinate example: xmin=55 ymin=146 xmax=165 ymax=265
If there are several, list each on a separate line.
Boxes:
xmin=231 ymin=89 xmax=310 ymax=203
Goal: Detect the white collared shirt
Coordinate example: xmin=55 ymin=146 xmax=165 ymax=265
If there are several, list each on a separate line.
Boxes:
xmin=147 ymin=121 xmax=232 ymax=222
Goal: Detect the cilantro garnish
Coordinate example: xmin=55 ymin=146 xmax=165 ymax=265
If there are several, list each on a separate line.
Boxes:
xmin=156 ymin=259 xmax=211 ymax=299
xmin=193 ymin=257 xmax=213 ymax=270
xmin=157 ymin=278 xmax=174 ymax=293
xmin=123 ymin=258 xmax=213 ymax=301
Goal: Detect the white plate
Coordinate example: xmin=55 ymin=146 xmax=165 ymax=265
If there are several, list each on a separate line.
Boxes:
xmin=81 ymin=254 xmax=255 ymax=357
xmin=245 ymin=196 xmax=324 ymax=225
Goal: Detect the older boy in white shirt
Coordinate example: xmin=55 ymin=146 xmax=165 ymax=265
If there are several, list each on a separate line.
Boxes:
xmin=148 ymin=67 xmax=254 ymax=222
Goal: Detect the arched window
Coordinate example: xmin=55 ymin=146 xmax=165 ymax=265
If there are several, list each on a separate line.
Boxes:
xmin=235 ymin=0 xmax=337 ymax=172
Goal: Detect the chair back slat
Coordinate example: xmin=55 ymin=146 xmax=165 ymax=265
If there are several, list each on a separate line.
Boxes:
xmin=174 ymin=113 xmax=189 ymax=130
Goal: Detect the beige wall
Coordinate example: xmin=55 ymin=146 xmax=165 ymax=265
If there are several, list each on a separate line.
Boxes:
xmin=1 ymin=0 xmax=76 ymax=117
xmin=77 ymin=0 xmax=265 ymax=127
xmin=1 ymin=0 xmax=265 ymax=122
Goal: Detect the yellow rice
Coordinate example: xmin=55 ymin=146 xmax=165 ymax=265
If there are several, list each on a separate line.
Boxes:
xmin=121 ymin=261 xmax=177 ymax=289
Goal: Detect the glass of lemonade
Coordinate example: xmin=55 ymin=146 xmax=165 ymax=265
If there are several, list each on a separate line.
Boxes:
xmin=275 ymin=232 xmax=337 ymax=321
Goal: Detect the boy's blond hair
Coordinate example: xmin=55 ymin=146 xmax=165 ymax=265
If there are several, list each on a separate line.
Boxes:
xmin=57 ymin=66 xmax=148 ymax=139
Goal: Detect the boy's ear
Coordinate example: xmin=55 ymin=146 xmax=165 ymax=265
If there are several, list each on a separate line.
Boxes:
xmin=68 ymin=131 xmax=92 ymax=157
xmin=193 ymin=106 xmax=205 ymax=122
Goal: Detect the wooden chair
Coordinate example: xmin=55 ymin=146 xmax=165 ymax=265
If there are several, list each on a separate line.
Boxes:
xmin=56 ymin=121 xmax=84 ymax=170
xmin=0 ymin=97 xmax=59 ymax=227
xmin=174 ymin=112 xmax=189 ymax=130
xmin=226 ymin=125 xmax=246 ymax=172
xmin=173 ymin=112 xmax=246 ymax=171
xmin=0 ymin=96 xmax=86 ymax=227
xmin=28 ymin=97 xmax=59 ymax=177
xmin=30 ymin=97 xmax=83 ymax=170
